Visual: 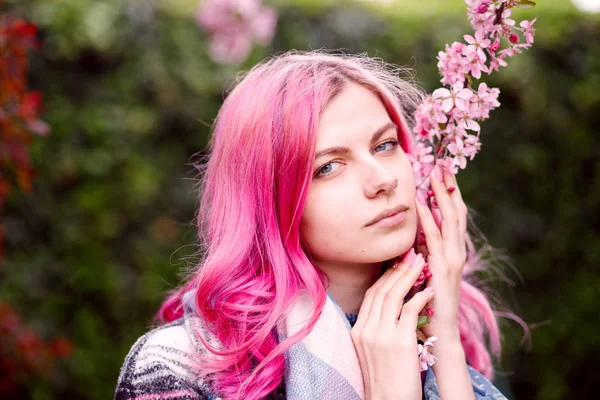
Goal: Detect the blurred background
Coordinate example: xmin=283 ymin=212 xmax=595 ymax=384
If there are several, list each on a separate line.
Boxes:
xmin=1 ymin=0 xmax=598 ymax=398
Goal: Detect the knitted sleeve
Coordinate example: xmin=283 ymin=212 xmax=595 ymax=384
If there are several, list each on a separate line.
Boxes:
xmin=114 ymin=319 xmax=212 ymax=400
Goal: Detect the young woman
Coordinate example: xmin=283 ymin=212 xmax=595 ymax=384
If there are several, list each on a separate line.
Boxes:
xmin=115 ymin=51 xmax=516 ymax=400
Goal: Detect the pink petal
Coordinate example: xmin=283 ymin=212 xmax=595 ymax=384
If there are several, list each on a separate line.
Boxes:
xmin=465 ymin=119 xmax=481 ymax=131
xmin=454 ymin=97 xmax=468 ymax=111
xmin=432 ymin=88 xmax=450 ymax=98
xmin=452 ymin=81 xmax=465 ymax=92
xmin=475 ymin=29 xmax=485 ymax=41
xmin=441 ymin=98 xmax=454 ymax=112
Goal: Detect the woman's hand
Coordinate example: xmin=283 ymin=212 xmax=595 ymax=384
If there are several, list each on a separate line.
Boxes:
xmin=350 ymin=249 xmax=435 ymax=400
xmin=415 ymin=166 xmax=468 ymax=340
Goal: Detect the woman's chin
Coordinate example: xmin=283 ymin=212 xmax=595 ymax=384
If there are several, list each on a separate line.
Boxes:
xmin=365 ymin=230 xmax=417 ymax=262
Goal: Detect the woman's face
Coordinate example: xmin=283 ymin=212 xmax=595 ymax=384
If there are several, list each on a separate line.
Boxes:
xmin=300 ymin=82 xmax=418 ymax=266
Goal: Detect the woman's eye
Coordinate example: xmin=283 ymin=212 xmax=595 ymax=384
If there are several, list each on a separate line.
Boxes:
xmin=374 ymin=139 xmax=399 ymax=153
xmin=316 ymin=161 xmax=341 ymax=177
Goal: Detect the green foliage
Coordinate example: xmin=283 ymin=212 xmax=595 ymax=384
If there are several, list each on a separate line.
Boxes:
xmin=1 ymin=0 xmax=598 ymax=398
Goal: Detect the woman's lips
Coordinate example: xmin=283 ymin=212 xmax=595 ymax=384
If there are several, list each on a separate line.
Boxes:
xmin=369 ymin=209 xmax=408 ymax=228
xmin=366 ymin=204 xmax=409 ymax=227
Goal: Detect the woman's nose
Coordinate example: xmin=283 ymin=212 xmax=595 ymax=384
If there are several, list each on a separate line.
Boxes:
xmin=364 ymin=164 xmax=398 ymax=198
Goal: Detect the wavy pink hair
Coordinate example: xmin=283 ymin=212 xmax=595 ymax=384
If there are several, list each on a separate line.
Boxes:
xmin=156 ymin=51 xmax=525 ymax=399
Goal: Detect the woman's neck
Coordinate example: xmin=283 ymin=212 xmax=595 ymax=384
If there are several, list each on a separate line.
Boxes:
xmin=317 ymin=261 xmax=384 ymax=314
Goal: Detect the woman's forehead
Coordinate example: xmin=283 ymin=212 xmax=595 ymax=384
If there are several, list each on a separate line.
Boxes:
xmin=316 ymin=83 xmax=393 ymax=147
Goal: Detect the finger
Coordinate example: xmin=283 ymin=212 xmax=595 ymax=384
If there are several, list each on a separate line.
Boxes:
xmin=415 ymin=194 xmax=443 ymax=255
xmin=370 ymin=248 xmax=415 ymax=295
xmin=429 ymin=169 xmax=459 ymax=243
xmin=397 ymin=288 xmax=435 ymax=334
xmin=367 ymin=251 xmax=419 ymax=329
xmin=445 ymin=172 xmax=468 ymax=249
xmin=380 ymin=254 xmax=427 ymax=329
xmin=355 ymin=248 xmax=416 ymax=331
xmin=431 ymin=207 xmax=442 ymax=232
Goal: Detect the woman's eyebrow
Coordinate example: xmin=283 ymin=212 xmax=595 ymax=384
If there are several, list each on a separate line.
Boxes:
xmin=314 ymin=121 xmax=398 ymax=160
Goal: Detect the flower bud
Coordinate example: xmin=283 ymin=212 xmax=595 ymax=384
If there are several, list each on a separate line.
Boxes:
xmin=489 ymin=40 xmax=500 ymax=52
xmin=477 ymin=1 xmax=489 ymax=14
xmin=509 ymin=33 xmax=519 ymax=43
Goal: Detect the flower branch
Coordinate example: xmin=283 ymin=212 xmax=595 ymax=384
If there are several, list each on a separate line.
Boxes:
xmin=411 ymin=0 xmax=537 ymax=372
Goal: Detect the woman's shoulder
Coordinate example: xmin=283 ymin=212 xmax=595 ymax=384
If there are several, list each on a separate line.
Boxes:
xmin=114 ymin=318 xmax=214 ymax=400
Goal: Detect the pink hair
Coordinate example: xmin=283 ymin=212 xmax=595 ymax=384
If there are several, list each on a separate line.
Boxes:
xmin=155 ymin=51 xmax=526 ymax=399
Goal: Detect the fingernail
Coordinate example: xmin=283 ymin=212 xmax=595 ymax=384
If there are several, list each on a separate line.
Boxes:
xmin=424 ymin=286 xmax=434 ymax=293
xmin=411 ymin=253 xmax=424 ymax=268
xmin=426 ymin=306 xmax=435 ymax=316
xmin=447 ymin=186 xmax=456 ymax=193
xmin=403 ymin=248 xmax=416 ymax=264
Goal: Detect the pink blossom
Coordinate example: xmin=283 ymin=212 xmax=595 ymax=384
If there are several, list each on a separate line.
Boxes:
xmin=441 ymin=156 xmax=459 ymax=175
xmin=468 ymin=6 xmax=498 ymax=33
xmin=411 ymin=142 xmax=436 ymax=184
xmin=448 ymin=137 xmax=468 ymax=169
xmin=437 ymin=44 xmax=466 ymax=86
xmin=450 ymin=41 xmax=464 ymax=53
xmin=409 ymin=142 xmax=435 ymax=165
xmin=441 ymin=121 xmax=466 ymax=143
xmin=520 ymin=18 xmax=537 ymax=45
xmin=463 ymin=135 xmax=482 ymax=160
xmin=196 ymin=0 xmax=277 ymax=65
xmin=418 ymin=336 xmax=438 ymax=371
xmin=461 ymin=45 xmax=488 ymax=79
xmin=464 ymin=28 xmax=491 ymax=60
xmin=488 ymin=55 xmax=508 ymax=73
xmin=462 ymin=117 xmax=481 ymax=132
xmin=413 ymin=97 xmax=447 ymax=141
xmin=502 ymin=8 xmax=516 ymax=28
xmin=432 ymin=82 xmax=473 ymax=113
xmin=497 ymin=45 xmax=521 ymax=59
xmin=470 ymin=82 xmax=500 ymax=119
xmin=413 ymin=0 xmax=536 ymax=196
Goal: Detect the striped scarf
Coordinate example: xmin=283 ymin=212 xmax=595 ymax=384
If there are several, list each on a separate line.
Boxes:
xmin=183 ymin=289 xmax=507 ymax=400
